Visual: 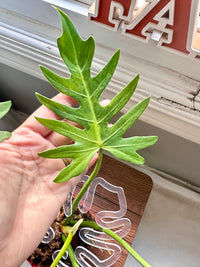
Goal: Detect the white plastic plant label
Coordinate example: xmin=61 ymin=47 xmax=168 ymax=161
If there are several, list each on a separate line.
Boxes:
xmin=42 ymin=175 xmax=131 ymax=266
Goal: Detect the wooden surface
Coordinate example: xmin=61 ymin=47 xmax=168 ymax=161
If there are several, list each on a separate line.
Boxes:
xmin=86 ymin=154 xmax=153 ymax=266
xmin=30 ymin=154 xmax=152 ymax=266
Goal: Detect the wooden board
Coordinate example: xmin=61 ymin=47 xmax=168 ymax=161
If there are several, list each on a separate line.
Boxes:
xmin=85 ymin=154 xmax=153 ymax=266
xmin=29 ymin=154 xmax=152 ymax=267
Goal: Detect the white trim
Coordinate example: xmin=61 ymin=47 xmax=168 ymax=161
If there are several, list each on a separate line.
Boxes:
xmin=141 ymin=0 xmax=175 ymax=46
xmin=108 ymin=2 xmax=125 ymax=31
xmin=0 ymin=5 xmax=200 ymax=144
xmin=123 ymin=0 xmax=160 ymax=32
xmin=42 ymin=0 xmax=89 ymax=16
xmin=108 ymin=1 xmax=137 ymax=31
xmin=153 ymin=0 xmax=175 ymax=26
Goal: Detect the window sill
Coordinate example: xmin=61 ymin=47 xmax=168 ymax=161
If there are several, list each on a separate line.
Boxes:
xmin=0 ymin=1 xmax=200 ymax=144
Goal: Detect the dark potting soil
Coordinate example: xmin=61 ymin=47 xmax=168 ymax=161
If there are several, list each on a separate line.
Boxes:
xmin=28 ymin=208 xmax=94 ymax=267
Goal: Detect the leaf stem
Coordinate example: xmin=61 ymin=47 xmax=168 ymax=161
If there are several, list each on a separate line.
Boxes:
xmin=51 ymin=219 xmax=83 ymax=267
xmin=62 ymin=235 xmax=80 ymax=267
xmin=68 ymin=220 xmax=152 ymax=267
xmin=50 ymin=232 xmax=73 ymax=267
xmin=102 ymin=229 xmax=151 ymax=267
xmin=62 ymin=149 xmax=103 ymax=226
xmin=67 ymin=243 xmax=80 ymax=267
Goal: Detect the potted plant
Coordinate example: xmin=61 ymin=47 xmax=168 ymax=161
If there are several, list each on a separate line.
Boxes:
xmin=26 ymin=7 xmax=158 ymax=267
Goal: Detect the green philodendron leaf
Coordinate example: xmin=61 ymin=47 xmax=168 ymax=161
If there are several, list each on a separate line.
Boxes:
xmin=0 ymin=131 xmax=11 ymax=142
xmin=36 ymin=8 xmax=158 ymax=183
xmin=0 ymin=101 xmax=11 ymax=119
xmin=0 ymin=101 xmax=12 ymax=142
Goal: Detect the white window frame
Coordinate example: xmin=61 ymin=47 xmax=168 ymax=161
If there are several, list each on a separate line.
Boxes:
xmin=0 ymin=0 xmax=200 ymax=144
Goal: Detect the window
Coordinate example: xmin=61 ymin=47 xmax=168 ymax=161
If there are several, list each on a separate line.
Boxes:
xmin=191 ymin=9 xmax=200 ymax=52
xmin=0 ymin=0 xmax=200 ymax=144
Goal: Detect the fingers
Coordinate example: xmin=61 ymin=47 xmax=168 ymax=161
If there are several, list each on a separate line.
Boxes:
xmin=14 ymin=94 xmax=110 ymax=148
xmin=46 ymin=119 xmax=81 ymax=147
xmin=15 ymin=94 xmax=78 ymax=137
xmin=46 ymin=132 xmax=73 ymax=147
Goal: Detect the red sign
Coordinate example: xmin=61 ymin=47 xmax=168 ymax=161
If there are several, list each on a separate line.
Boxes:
xmin=89 ymin=0 xmax=199 ymax=56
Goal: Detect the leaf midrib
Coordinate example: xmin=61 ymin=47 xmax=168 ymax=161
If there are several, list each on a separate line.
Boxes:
xmin=79 ymin=69 xmax=102 ymax=146
xmin=67 ymin=29 xmax=102 ymax=147
xmin=71 ymin=41 xmax=100 ymax=144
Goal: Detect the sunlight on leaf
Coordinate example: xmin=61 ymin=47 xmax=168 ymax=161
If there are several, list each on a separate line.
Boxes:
xmin=36 ymin=8 xmax=158 ymax=183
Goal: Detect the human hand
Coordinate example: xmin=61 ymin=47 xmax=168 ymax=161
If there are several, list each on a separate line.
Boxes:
xmin=0 ymin=94 xmax=95 ymax=267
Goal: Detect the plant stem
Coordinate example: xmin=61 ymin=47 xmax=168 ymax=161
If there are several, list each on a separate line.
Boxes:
xmin=51 ymin=151 xmax=103 ymax=266
xmin=62 ymin=235 xmax=80 ymax=267
xmin=102 ymin=229 xmax=151 ymax=267
xmin=60 ymin=149 xmax=151 ymax=267
xmin=68 ymin=244 xmax=80 ymax=267
xmin=69 ymin=220 xmax=152 ymax=267
xmin=50 ymin=232 xmax=73 ymax=267
xmin=62 ymin=149 xmax=103 ymax=226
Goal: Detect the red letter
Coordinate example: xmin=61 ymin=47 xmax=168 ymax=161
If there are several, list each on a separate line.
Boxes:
xmin=125 ymin=0 xmax=192 ymax=54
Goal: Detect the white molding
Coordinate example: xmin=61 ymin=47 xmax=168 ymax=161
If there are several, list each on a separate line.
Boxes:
xmin=122 ymin=0 xmax=160 ymax=32
xmin=42 ymin=0 xmax=89 ymax=16
xmin=108 ymin=1 xmax=137 ymax=30
xmin=0 ymin=6 xmax=200 ymax=144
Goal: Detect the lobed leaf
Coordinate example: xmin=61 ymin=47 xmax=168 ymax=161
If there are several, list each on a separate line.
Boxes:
xmin=35 ymin=117 xmax=97 ymax=143
xmin=90 ymin=50 xmax=120 ymax=101
xmin=103 ymin=136 xmax=158 ymax=164
xmin=36 ymin=93 xmax=90 ymax=128
xmin=40 ymin=66 xmax=86 ymax=102
xmin=53 ymin=150 xmax=98 ymax=183
xmin=98 ymin=75 xmax=139 ymax=124
xmin=37 ymin=8 xmax=158 ymax=183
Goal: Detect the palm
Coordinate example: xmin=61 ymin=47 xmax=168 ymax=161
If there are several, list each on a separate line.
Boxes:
xmin=0 ymin=94 xmax=87 ymax=267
